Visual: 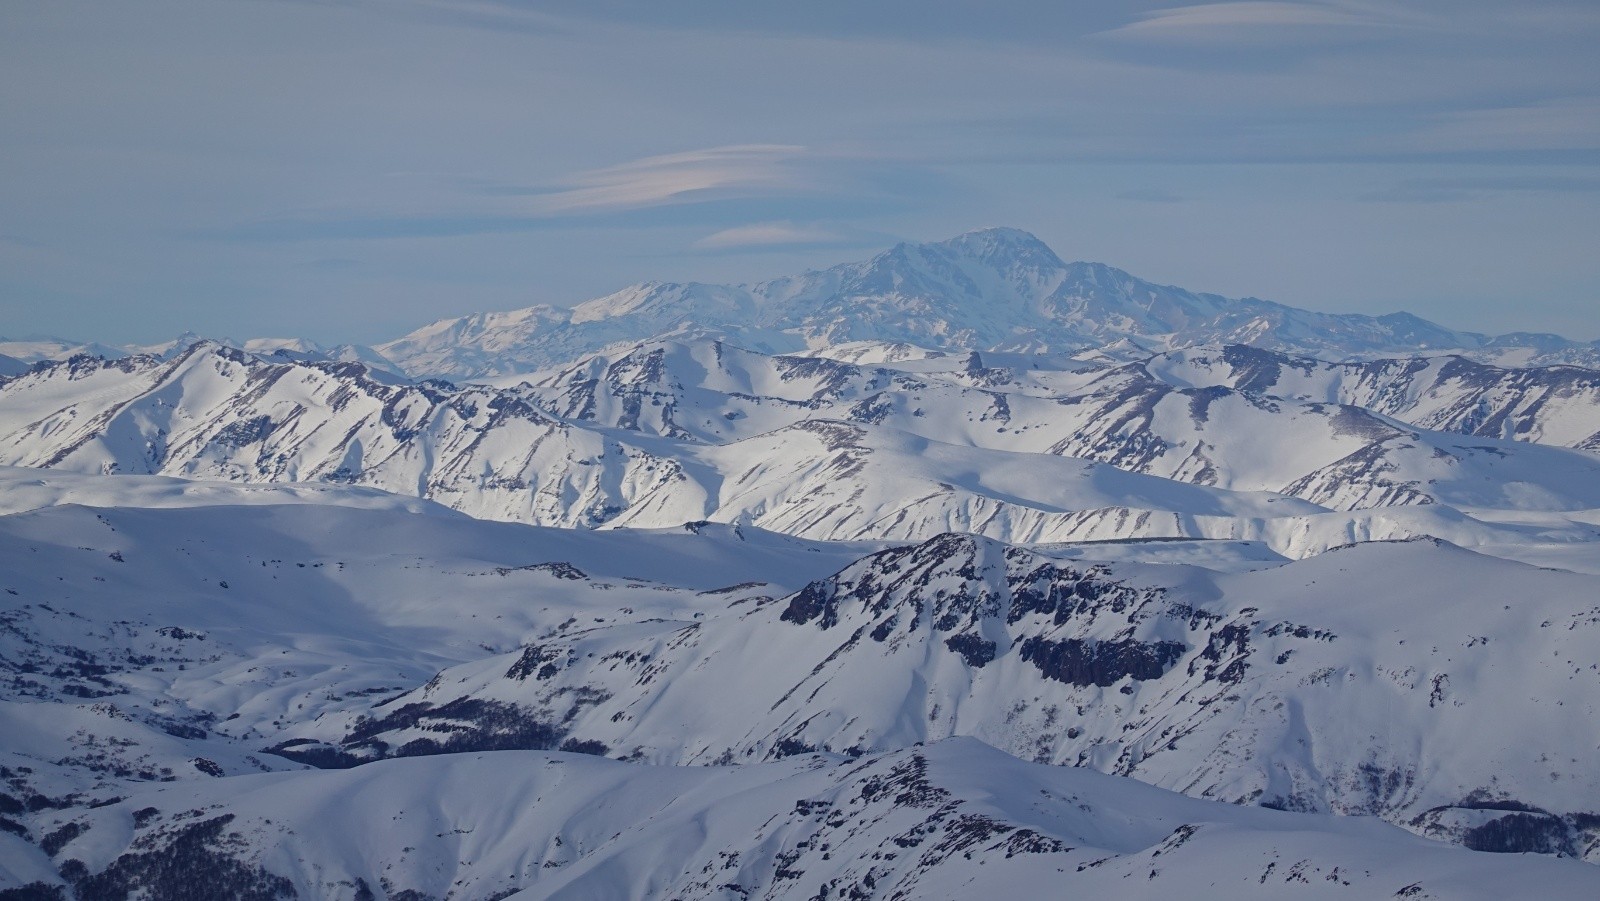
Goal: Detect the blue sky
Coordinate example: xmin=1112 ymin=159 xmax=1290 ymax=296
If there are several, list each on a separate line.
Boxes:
xmin=2 ymin=0 xmax=1597 ymax=344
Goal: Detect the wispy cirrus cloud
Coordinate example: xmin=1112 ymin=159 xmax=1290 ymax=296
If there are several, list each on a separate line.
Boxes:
xmin=526 ymin=144 xmax=817 ymax=214
xmin=211 ymin=144 xmax=922 ymax=242
xmin=1100 ymin=1 xmax=1415 ymax=44
xmin=692 ymin=221 xmax=849 ymax=250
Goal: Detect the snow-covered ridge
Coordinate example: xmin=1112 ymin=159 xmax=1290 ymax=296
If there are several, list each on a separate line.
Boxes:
xmin=4 ymin=340 xmax=1600 ymax=563
xmin=0 ymin=340 xmax=1596 ymax=565
xmin=1149 ymin=344 xmax=1600 ymax=450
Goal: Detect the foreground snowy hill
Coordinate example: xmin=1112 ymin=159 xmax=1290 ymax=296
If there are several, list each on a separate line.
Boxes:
xmin=0 ymin=494 xmax=874 ymax=820
xmin=374 ymin=228 xmax=1600 ymax=377
xmin=281 ymin=532 xmax=1600 ymax=859
xmin=2 ymin=487 xmax=1598 ymax=881
xmin=11 ymin=741 xmax=1600 ymax=901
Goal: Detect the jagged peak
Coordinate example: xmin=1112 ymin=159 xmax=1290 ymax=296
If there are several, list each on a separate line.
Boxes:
xmin=840 ymin=531 xmax=1019 ymax=581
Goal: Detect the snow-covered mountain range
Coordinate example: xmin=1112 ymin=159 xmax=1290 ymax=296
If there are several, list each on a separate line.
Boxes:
xmin=4 ymin=339 xmax=1599 ymax=562
xmin=10 ymin=228 xmax=1600 ymax=379
xmin=366 ymin=228 xmax=1600 ymax=377
xmin=4 ymin=227 xmax=1600 ymax=897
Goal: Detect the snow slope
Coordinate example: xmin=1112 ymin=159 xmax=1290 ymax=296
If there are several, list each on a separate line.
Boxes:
xmin=1149 ymin=344 xmax=1600 ymax=450
xmin=0 ymin=497 xmax=871 ymax=808
xmin=12 ymin=741 xmax=1600 ymax=901
xmin=5 ymin=227 xmax=1600 ymax=896
xmin=2 ymin=475 xmax=1599 ymax=895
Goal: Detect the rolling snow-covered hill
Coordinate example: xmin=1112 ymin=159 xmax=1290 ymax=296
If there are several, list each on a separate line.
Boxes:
xmin=0 ymin=494 xmax=873 ymax=808
xmin=15 ymin=741 xmax=1600 ymax=901
xmin=2 ymin=483 xmax=1600 ymax=898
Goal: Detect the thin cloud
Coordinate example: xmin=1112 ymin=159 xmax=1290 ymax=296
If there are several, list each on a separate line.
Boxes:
xmin=1101 ymin=2 xmax=1412 ymax=44
xmin=212 ymin=145 xmax=924 ymax=242
xmin=692 ymin=222 xmax=848 ymax=250
xmin=529 ymin=145 xmax=817 ymax=214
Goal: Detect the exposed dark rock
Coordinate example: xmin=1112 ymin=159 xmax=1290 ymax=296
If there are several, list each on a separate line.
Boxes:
xmin=262 ymin=740 xmax=364 ymax=770
xmin=1462 ymin=812 xmax=1576 ymax=856
xmin=0 ymin=884 xmax=67 ymax=901
xmin=942 ymin=634 xmax=997 ymax=668
xmin=1018 ymin=637 xmax=1185 ymax=687
xmin=40 ymin=821 xmax=88 ymax=857
xmin=63 ymin=815 xmax=295 ymax=901
xmin=505 ymin=644 xmax=567 ymax=681
xmin=781 ymin=581 xmax=840 ymax=630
